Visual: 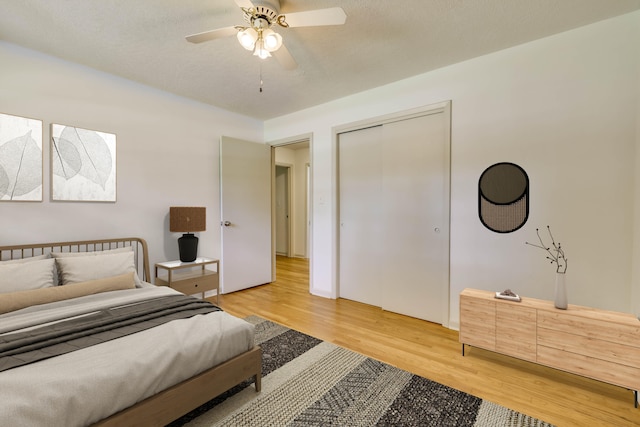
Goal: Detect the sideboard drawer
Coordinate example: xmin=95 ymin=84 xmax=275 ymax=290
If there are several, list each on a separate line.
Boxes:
xmin=537 ymin=345 xmax=640 ymax=390
xmin=538 ymin=310 xmax=640 ymax=347
xmin=538 ymin=327 xmax=640 ymax=368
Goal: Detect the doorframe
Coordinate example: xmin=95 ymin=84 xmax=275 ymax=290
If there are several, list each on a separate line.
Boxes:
xmin=305 ymin=162 xmax=311 ymax=259
xmin=333 ymin=101 xmax=452 ymax=327
xmin=268 ymin=133 xmax=313 ymax=287
xmin=275 ymin=163 xmax=293 ymax=257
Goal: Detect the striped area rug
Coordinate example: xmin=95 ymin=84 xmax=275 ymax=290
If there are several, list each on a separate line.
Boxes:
xmin=170 ymin=316 xmax=554 ymax=427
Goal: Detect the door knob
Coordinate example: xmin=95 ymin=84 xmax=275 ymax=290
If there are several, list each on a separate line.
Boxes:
xmin=222 ymin=221 xmax=231 ymax=227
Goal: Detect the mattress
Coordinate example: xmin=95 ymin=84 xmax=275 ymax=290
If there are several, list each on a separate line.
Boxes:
xmin=0 ymin=285 xmax=254 ymax=426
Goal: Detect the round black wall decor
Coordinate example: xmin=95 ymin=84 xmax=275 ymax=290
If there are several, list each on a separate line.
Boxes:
xmin=478 ymin=162 xmax=529 ymax=233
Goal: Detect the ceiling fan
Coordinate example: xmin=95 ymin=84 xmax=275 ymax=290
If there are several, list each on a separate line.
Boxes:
xmin=185 ymin=0 xmax=347 ymax=70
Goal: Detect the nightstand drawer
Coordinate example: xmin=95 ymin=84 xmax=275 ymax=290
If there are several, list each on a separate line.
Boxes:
xmin=170 ymin=273 xmax=217 ymax=295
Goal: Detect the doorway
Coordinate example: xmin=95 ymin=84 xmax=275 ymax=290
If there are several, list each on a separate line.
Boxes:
xmin=272 ymin=139 xmax=312 ymax=286
xmin=275 ymin=164 xmax=291 ymax=256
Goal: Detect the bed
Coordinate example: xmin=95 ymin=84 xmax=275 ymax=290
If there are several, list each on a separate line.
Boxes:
xmin=0 ymin=237 xmax=261 ymax=427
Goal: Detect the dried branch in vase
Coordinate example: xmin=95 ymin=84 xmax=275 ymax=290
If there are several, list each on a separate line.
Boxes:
xmin=525 ymin=226 xmax=568 ymax=273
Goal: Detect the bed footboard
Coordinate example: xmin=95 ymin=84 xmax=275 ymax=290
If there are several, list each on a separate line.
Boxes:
xmin=93 ymin=346 xmax=262 ymax=427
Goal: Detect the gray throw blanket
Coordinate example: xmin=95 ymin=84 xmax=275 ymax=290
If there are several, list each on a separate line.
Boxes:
xmin=0 ymin=295 xmax=221 ymax=372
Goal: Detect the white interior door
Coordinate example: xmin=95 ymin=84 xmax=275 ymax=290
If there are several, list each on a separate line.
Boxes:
xmin=338 ymin=106 xmax=450 ymax=324
xmin=220 ymin=136 xmax=271 ymax=293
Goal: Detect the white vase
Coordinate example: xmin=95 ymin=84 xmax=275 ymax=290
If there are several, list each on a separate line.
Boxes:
xmin=555 ymin=272 xmax=568 ymax=309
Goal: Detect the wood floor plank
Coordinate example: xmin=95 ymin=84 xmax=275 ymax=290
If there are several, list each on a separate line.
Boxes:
xmin=214 ymin=256 xmax=640 ymax=427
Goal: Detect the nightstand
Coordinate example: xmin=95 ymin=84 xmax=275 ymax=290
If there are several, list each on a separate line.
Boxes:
xmin=155 ymin=258 xmax=219 ymax=304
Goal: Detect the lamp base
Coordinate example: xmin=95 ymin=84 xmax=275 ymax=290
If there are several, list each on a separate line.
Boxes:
xmin=178 ymin=233 xmax=199 ymax=262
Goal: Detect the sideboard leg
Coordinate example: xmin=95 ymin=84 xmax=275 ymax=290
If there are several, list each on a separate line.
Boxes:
xmin=461 ymin=343 xmax=465 ymax=356
xmin=635 ymin=390 xmax=638 ymax=408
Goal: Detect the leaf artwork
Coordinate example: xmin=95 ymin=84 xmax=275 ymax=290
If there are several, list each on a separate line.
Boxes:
xmin=0 ymin=113 xmax=43 ymax=201
xmin=51 ymin=124 xmax=116 ymax=201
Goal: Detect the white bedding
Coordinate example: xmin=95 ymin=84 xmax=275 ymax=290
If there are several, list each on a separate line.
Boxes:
xmin=0 ymin=286 xmax=254 ymax=426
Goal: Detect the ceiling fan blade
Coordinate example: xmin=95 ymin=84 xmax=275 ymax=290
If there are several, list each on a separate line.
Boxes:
xmin=185 ymin=26 xmax=238 ymax=44
xmin=273 ymin=44 xmax=297 ymax=70
xmin=282 ymin=7 xmax=346 ymax=28
xmin=233 ymin=0 xmax=254 ymax=9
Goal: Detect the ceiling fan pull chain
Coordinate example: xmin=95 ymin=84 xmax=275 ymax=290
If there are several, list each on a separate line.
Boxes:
xmin=259 ymin=64 xmax=263 ymax=93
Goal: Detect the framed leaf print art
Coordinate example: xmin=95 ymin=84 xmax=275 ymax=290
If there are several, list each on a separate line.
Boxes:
xmin=0 ymin=112 xmax=43 ymax=202
xmin=51 ymin=124 xmax=116 ymax=202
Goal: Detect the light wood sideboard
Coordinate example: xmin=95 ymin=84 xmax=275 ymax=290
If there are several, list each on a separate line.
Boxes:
xmin=459 ymin=288 xmax=640 ymax=405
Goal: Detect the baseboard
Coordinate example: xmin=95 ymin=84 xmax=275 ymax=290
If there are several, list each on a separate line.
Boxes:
xmin=275 ymin=253 xmax=308 ymax=259
xmin=310 ymin=287 xmax=333 ymax=299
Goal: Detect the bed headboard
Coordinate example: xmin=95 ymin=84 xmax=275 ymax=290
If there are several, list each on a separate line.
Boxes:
xmin=0 ymin=237 xmax=150 ymax=282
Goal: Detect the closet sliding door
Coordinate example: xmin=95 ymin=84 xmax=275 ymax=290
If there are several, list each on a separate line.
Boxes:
xmin=379 ymin=113 xmax=448 ymax=322
xmin=338 ymin=105 xmax=450 ymax=324
xmin=338 ymin=125 xmax=384 ymax=307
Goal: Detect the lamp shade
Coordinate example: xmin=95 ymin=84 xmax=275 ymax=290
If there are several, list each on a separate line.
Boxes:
xmin=170 ymin=207 xmax=205 ymax=262
xmin=262 ymin=29 xmax=282 ymax=52
xmin=253 ymin=38 xmax=272 ymax=59
xmin=170 ymin=207 xmax=206 ymax=233
xmin=237 ymin=28 xmax=258 ymax=50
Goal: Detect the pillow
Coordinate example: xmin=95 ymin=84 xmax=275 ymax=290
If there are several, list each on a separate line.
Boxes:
xmin=55 ymin=251 xmax=142 ymax=287
xmin=51 ymin=247 xmax=134 ymax=286
xmin=1 ymin=253 xmax=50 ymax=264
xmin=1 ymin=254 xmax=58 ymax=287
xmin=0 ymin=258 xmax=56 ymax=294
xmin=51 ymin=245 xmax=132 ymax=258
xmin=0 ymin=272 xmax=136 ymax=315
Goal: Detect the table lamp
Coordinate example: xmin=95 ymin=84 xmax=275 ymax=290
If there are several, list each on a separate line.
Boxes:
xmin=170 ymin=206 xmax=206 ymax=262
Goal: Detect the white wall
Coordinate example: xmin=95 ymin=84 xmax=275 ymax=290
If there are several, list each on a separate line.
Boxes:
xmin=0 ymin=42 xmax=263 ymax=276
xmin=265 ymin=12 xmax=640 ymax=325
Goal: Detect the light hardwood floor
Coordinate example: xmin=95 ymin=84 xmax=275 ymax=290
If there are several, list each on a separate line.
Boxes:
xmin=214 ymin=256 xmax=640 ymax=427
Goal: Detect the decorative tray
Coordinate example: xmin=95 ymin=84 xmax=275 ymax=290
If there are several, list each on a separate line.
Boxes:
xmin=495 ymin=291 xmax=521 ymax=302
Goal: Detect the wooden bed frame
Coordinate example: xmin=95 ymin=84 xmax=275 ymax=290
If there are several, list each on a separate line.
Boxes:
xmin=0 ymin=237 xmax=262 ymax=427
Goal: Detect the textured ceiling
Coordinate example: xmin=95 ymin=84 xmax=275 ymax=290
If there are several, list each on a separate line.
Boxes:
xmin=1 ymin=0 xmax=639 ymax=120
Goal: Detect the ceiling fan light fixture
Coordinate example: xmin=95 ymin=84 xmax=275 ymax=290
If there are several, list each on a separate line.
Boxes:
xmin=254 ymin=49 xmax=272 ymax=59
xmin=237 ymin=27 xmax=258 ymax=50
xmin=186 ymin=1 xmax=347 ymax=71
xmin=262 ymin=29 xmax=282 ymax=52
xmin=253 ymin=34 xmax=269 ymax=59
xmin=253 ymin=39 xmax=272 ymax=59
